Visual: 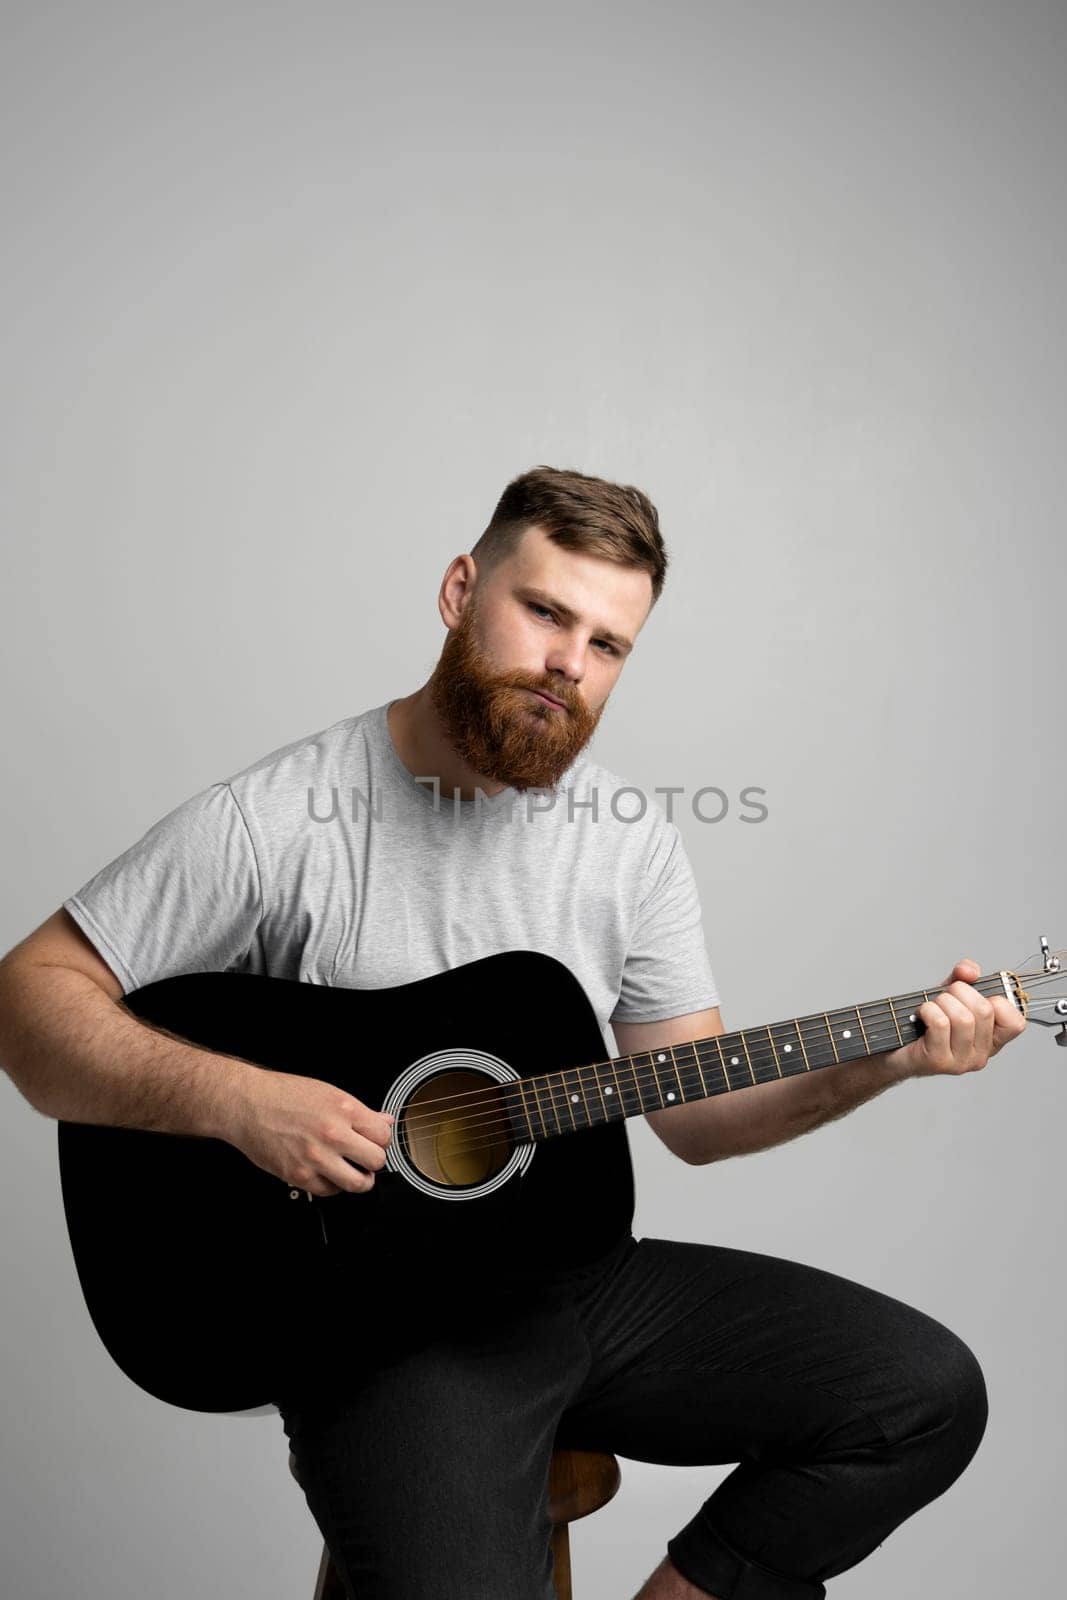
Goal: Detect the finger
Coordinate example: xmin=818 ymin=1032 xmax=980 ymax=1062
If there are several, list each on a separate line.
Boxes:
xmin=330 ymin=1156 xmax=377 ymax=1194
xmin=917 ymin=999 xmax=953 ymax=1068
xmin=945 ymin=979 xmax=989 ymax=1015
xmin=340 ymin=1129 xmax=389 ymax=1171
xmin=945 ymin=980 xmax=996 ymax=1064
xmin=921 ymin=992 xmax=975 ymax=1070
xmin=302 ymin=1176 xmax=341 ymax=1198
xmin=940 ymin=991 xmax=979 ymax=1057
xmin=942 ymin=957 xmax=981 ymax=986
xmin=346 ymin=1099 xmax=394 ymax=1147
xmin=990 ymin=995 xmax=1027 ymax=1050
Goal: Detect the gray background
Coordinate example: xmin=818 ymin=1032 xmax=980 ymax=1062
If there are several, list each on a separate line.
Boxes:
xmin=1 ymin=2 xmax=1064 ymax=1596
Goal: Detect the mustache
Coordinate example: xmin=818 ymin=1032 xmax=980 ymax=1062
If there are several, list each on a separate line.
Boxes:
xmin=499 ymin=678 xmax=578 ymax=714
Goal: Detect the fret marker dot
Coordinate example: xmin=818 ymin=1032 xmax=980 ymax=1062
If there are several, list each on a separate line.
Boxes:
xmin=570 ymin=1093 xmax=579 ymax=1102
xmin=784 ymin=1043 xmax=792 ymax=1052
xmin=842 ymin=1029 xmax=852 ymax=1039
xmin=909 ymin=1014 xmax=916 ymax=1022
xmin=605 ymin=1085 xmax=613 ymax=1095
xmin=730 ymin=1057 xmax=739 ymax=1066
xmin=657 ymin=1053 xmax=667 ymax=1062
xmin=667 ymin=1091 xmax=676 ymax=1101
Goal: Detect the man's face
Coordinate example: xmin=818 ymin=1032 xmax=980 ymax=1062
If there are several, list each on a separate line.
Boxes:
xmin=429 ymin=524 xmax=653 ymax=791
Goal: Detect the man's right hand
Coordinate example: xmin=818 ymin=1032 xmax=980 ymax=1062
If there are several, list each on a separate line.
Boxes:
xmin=221 ymin=1066 xmax=395 ymax=1197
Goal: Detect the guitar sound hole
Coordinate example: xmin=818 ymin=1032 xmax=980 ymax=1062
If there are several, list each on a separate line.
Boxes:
xmin=400 ymin=1069 xmax=513 ymax=1187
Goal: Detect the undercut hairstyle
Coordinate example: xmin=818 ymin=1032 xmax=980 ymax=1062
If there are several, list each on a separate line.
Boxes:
xmin=471 ymin=465 xmax=667 ymax=604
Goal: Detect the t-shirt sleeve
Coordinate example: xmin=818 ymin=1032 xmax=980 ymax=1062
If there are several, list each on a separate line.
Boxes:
xmin=63 ymin=782 xmax=263 ymax=995
xmin=609 ymin=820 xmax=720 ymax=1025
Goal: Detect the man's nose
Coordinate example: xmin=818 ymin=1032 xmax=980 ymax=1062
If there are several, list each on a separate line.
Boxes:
xmin=544 ymin=635 xmax=585 ymax=684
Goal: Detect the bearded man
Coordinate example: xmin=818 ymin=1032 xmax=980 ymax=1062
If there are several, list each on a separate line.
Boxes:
xmin=0 ymin=465 xmax=1025 ymax=1600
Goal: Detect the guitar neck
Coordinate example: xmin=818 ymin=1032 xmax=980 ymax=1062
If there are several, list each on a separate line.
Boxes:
xmin=506 ymin=970 xmax=1022 ymax=1143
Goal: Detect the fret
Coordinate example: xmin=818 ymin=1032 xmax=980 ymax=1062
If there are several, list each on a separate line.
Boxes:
xmin=539 ymin=1072 xmax=560 ymax=1135
xmin=549 ymin=1072 xmax=570 ymax=1132
xmin=515 ymin=971 xmax=1009 ymax=1146
xmin=695 ymin=1041 xmax=720 ymax=1095
xmin=514 ymin=1077 xmax=537 ymax=1140
xmin=649 ymin=1046 xmax=683 ymax=1106
xmin=644 ymin=1048 xmax=668 ymax=1109
xmin=558 ymin=1066 xmax=582 ymax=1130
xmin=592 ymin=1059 xmax=622 ymax=1121
xmin=576 ymin=1062 xmax=595 ymax=1125
xmin=827 ymin=1008 xmax=865 ymax=1059
xmin=586 ymin=1061 xmax=608 ymax=1122
xmin=671 ymin=1042 xmax=699 ymax=1101
xmin=700 ymin=1037 xmax=720 ymax=1094
xmin=502 ymin=1080 xmax=531 ymax=1142
xmin=733 ymin=1041 xmax=753 ymax=1090
xmin=623 ymin=1052 xmax=645 ymax=1113
xmin=609 ymin=1056 xmax=625 ymax=1109
xmin=716 ymin=1036 xmax=748 ymax=1091
xmin=625 ymin=1055 xmax=647 ymax=1116
xmin=867 ymin=998 xmax=902 ymax=1055
xmin=643 ymin=1049 xmax=668 ymax=1113
xmin=770 ymin=1019 xmax=803 ymax=1075
xmin=531 ymin=1074 xmax=558 ymax=1136
xmin=697 ymin=1038 xmax=727 ymax=1093
xmin=886 ymin=994 xmax=904 ymax=1048
xmin=735 ymin=1034 xmax=757 ymax=1087
xmin=601 ymin=1057 xmax=624 ymax=1120
xmin=612 ymin=1055 xmax=643 ymax=1118
xmin=793 ymin=1016 xmax=825 ymax=1071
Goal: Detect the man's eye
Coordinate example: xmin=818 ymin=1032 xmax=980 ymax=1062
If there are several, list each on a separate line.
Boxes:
xmin=529 ymin=603 xmax=553 ymax=619
xmin=593 ymin=639 xmax=618 ymax=655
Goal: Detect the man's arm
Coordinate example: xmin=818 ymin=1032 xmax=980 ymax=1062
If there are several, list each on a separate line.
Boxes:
xmin=0 ymin=908 xmax=256 ymax=1135
xmin=622 ymin=1005 xmax=913 ymax=1165
xmin=619 ymin=959 xmax=1027 ymax=1166
xmin=0 ymin=908 xmax=392 ymax=1195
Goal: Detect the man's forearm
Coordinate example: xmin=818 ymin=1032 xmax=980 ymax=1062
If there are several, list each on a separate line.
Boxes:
xmin=0 ymin=958 xmax=254 ymax=1137
xmin=681 ymin=1048 xmax=914 ymax=1164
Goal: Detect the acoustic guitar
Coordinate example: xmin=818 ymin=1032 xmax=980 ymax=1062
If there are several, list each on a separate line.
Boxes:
xmin=57 ymin=939 xmax=1064 ymax=1413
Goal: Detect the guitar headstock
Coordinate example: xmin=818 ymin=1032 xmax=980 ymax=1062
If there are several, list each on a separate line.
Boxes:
xmin=1007 ymin=935 xmax=1067 ymax=1046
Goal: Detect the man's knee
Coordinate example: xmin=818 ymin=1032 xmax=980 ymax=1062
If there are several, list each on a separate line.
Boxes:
xmin=904 ymin=1321 xmax=989 ymax=1494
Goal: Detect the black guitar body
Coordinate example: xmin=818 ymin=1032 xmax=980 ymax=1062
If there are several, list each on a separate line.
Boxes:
xmin=57 ymin=951 xmax=634 ymax=1413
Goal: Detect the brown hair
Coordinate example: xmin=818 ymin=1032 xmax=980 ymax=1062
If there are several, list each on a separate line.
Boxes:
xmin=471 ymin=465 xmax=667 ymax=604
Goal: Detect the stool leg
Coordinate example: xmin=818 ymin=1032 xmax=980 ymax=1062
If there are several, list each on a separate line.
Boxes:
xmin=550 ymin=1523 xmax=572 ymax=1600
xmin=314 ymin=1542 xmax=347 ymax=1600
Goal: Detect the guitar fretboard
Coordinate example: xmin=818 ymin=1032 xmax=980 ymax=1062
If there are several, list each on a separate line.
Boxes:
xmin=502 ymin=971 xmax=1019 ymax=1142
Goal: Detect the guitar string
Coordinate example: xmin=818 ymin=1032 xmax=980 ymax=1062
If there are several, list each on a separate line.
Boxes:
xmin=384 ymin=968 xmax=1038 ymax=1126
xmin=382 ymin=975 xmax=1057 ymax=1160
xmin=388 ymin=974 xmax=1017 ymax=1134
xmin=389 ymin=984 xmax=1021 ymax=1145
xmin=388 ymin=982 xmax=1032 ymax=1158
xmin=393 ymin=995 xmax=1055 ymax=1169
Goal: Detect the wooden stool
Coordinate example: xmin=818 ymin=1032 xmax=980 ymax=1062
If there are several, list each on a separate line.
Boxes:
xmin=289 ymin=1446 xmax=621 ymax=1600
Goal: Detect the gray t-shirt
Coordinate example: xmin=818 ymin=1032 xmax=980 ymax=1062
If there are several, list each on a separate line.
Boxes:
xmin=64 ymin=701 xmax=719 ymax=1052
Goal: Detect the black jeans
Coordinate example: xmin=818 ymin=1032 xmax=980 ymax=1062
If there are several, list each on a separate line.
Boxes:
xmin=275 ymin=1234 xmax=988 ymax=1600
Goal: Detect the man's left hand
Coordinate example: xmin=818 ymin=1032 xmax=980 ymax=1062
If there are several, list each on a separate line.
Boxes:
xmin=886 ymin=958 xmax=1028 ymax=1080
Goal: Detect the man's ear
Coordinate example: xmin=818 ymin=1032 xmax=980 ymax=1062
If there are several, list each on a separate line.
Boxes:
xmin=438 ymin=554 xmax=477 ymax=629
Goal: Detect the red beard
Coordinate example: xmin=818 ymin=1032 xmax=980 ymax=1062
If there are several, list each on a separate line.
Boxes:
xmin=428 ymin=605 xmax=604 ymax=792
